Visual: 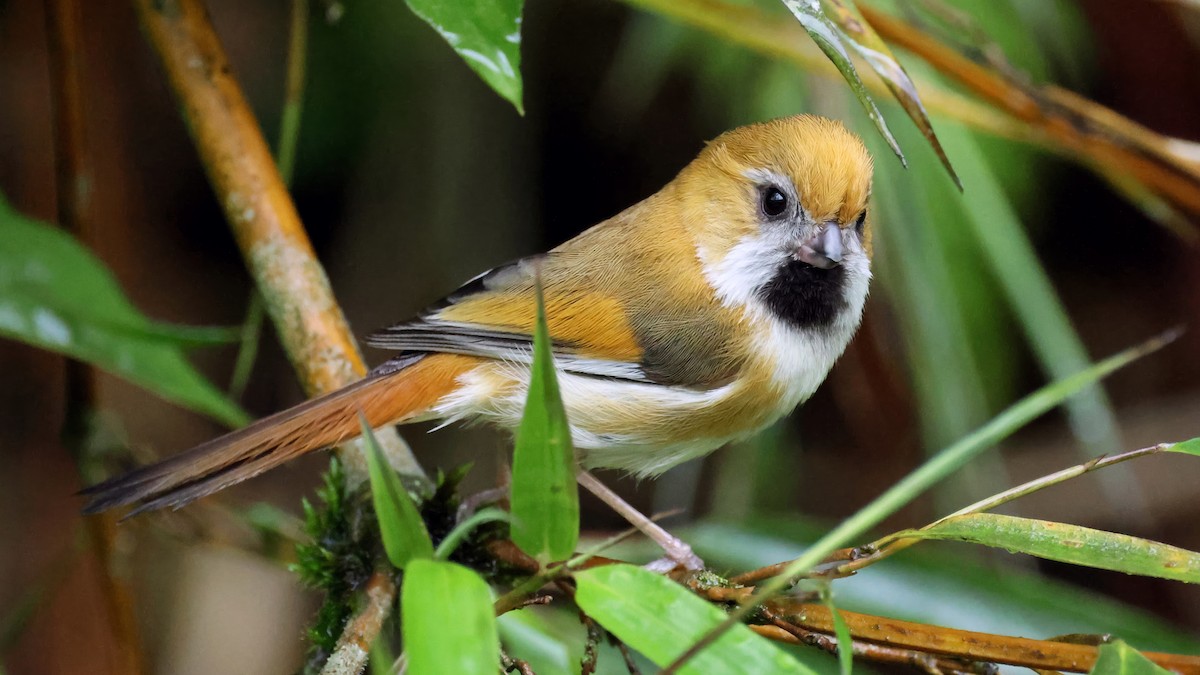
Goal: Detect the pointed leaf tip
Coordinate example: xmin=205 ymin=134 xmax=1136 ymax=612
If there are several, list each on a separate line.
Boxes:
xmin=404 ymin=0 xmax=525 ymax=113
xmin=362 ymin=414 xmax=433 ymax=569
xmin=510 ymin=275 xmax=580 ymax=563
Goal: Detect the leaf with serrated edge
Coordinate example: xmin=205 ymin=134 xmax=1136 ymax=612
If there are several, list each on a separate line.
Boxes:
xmin=901 ymin=513 xmax=1200 ymax=584
xmin=362 ymin=416 xmax=433 ymax=569
xmin=575 ymin=564 xmax=815 ymax=674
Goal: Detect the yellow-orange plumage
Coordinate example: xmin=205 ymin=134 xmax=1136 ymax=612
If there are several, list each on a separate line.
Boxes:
xmin=82 ymin=114 xmax=875 ymax=513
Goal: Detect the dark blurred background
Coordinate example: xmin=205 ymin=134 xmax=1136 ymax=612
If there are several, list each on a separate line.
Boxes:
xmin=2 ymin=0 xmax=1199 ymax=673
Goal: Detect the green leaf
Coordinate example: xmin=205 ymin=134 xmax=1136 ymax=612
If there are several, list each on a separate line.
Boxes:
xmin=510 ymin=278 xmax=579 ymax=564
xmin=934 ymin=122 xmax=1148 ymax=516
xmin=574 ymin=564 xmax=815 ymax=674
xmin=368 ymin=632 xmax=395 ymax=675
xmin=496 ymin=611 xmax=576 ymax=675
xmin=673 ymin=520 xmax=1200 ymax=654
xmin=817 ymin=0 xmax=959 ymax=187
xmin=820 ymin=587 xmax=853 ymax=675
xmin=897 ymin=513 xmax=1200 ymax=584
xmin=0 ymin=194 xmax=248 ymax=427
xmin=403 ymin=0 xmax=524 ymax=113
xmin=1167 ymin=438 xmax=1200 ymax=457
xmin=660 ymin=332 xmax=1173 ymax=672
xmin=780 ymin=0 xmax=904 ymax=165
xmin=1090 ymin=640 xmax=1172 ymax=675
xmin=401 ymin=559 xmax=500 ymax=675
xmin=871 ymin=128 xmax=1008 ymax=510
xmin=434 ymin=506 xmax=510 ymax=560
xmin=362 ymin=416 xmax=433 ymax=569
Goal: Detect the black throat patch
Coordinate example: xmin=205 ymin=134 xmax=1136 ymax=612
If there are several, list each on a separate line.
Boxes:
xmin=758 ymin=259 xmax=847 ymax=330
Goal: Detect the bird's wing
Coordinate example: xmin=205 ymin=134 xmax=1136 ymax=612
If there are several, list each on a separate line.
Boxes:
xmin=365 ymin=254 xmax=653 ymax=383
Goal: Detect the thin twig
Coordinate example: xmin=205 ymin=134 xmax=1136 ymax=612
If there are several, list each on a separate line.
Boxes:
xmin=835 ymin=443 xmax=1173 ymax=576
xmin=759 ymin=607 xmax=982 ymax=675
xmin=501 ymin=650 xmax=536 ymax=675
xmin=732 ymin=442 xmax=1178 ymax=588
xmin=320 ymin=572 xmax=396 ymax=675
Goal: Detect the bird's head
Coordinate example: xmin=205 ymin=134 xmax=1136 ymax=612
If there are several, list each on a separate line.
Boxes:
xmin=679 ymin=115 xmax=874 ymax=331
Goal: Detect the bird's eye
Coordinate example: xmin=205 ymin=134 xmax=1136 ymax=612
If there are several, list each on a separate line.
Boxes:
xmin=854 ymin=209 xmax=868 ymax=235
xmin=761 ymin=186 xmax=788 ymax=218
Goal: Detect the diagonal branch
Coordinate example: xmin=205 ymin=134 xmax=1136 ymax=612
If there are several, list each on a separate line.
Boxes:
xmin=130 ymin=0 xmax=421 ymax=481
xmin=131 ymin=3 xmax=425 ymax=674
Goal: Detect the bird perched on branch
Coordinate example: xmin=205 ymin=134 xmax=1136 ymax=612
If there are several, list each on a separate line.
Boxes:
xmin=82 ymin=115 xmax=874 ymax=535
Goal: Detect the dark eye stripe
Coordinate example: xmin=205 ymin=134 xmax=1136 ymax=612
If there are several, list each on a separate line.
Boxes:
xmin=854 ymin=209 xmax=867 ymax=233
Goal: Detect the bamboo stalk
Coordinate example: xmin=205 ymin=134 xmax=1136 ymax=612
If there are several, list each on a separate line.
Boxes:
xmin=129 ymin=0 xmax=421 ymax=480
xmin=131 ymin=3 xmax=421 ymax=672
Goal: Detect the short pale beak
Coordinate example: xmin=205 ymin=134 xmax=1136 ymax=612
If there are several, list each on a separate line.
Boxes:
xmin=795 ymin=222 xmax=844 ymax=269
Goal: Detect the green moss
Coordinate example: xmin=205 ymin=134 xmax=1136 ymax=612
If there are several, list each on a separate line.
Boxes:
xmin=292 ymin=459 xmax=377 ymax=674
xmin=292 ymin=460 xmax=518 ymax=673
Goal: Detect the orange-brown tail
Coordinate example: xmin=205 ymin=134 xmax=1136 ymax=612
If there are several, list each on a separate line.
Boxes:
xmin=81 ymin=353 xmax=476 ymax=516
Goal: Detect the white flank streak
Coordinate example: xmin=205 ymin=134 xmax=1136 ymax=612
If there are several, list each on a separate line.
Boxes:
xmin=432 ymin=361 xmax=736 ymax=476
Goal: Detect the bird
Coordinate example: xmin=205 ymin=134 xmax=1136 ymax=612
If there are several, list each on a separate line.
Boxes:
xmin=81 ymin=115 xmax=875 ymax=531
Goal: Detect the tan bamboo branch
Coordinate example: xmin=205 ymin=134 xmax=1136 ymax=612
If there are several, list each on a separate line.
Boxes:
xmin=765 ymin=600 xmax=1200 ymax=673
xmin=130 ymin=0 xmax=421 ymax=480
xmin=320 ymin=572 xmax=397 ymax=675
xmin=132 ymin=3 xmax=422 ymax=673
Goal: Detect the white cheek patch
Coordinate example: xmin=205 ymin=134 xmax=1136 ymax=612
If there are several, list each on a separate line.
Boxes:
xmin=697 ymin=234 xmax=790 ymax=309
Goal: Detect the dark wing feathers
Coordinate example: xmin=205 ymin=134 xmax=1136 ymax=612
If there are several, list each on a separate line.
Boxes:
xmin=366 ymin=256 xmax=654 ymax=384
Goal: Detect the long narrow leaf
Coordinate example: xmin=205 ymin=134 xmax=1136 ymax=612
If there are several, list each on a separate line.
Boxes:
xmin=897 ymin=513 xmax=1200 ymax=584
xmin=662 ymin=332 xmax=1172 ymax=673
xmin=871 ymin=131 xmax=1008 ymax=510
xmin=936 ymin=122 xmax=1149 ymax=518
xmin=402 ymin=559 xmax=500 ymax=675
xmin=780 ymin=0 xmax=904 ymax=164
xmin=574 ymin=564 xmax=815 ymax=674
xmin=510 ymin=279 xmax=579 ymax=564
xmin=820 ymin=587 xmax=853 ymax=675
xmin=362 ymin=416 xmax=433 ymax=569
xmin=819 ymin=0 xmax=959 ymax=187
